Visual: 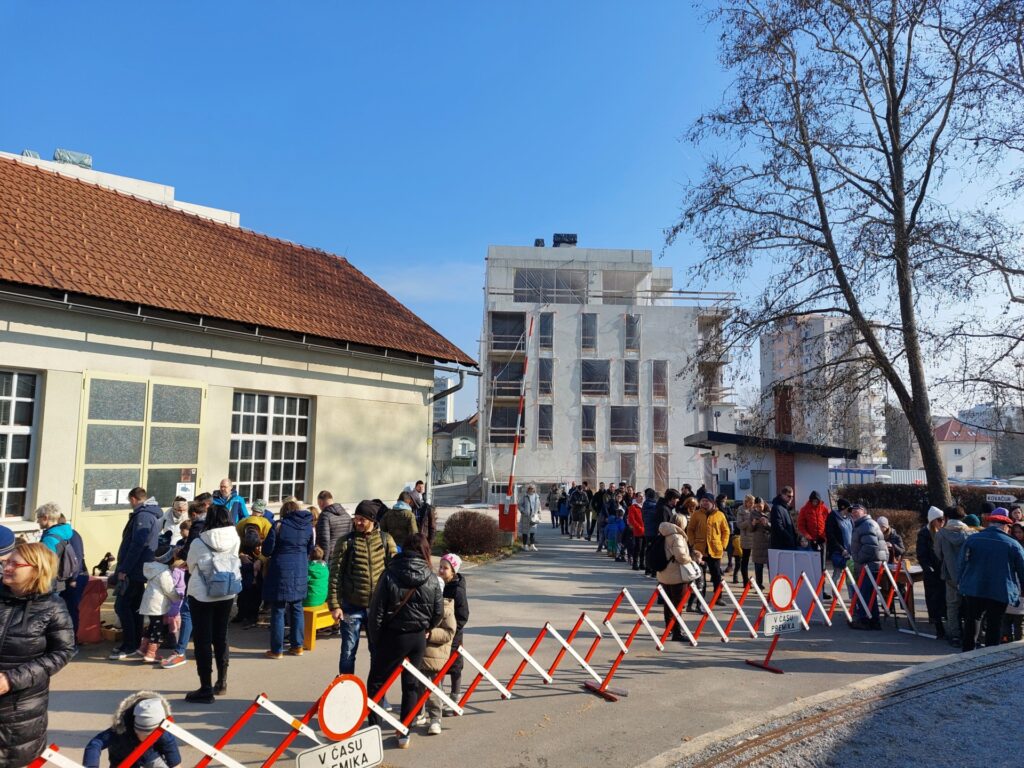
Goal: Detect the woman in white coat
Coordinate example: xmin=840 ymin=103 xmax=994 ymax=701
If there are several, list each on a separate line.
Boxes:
xmin=518 ymin=485 xmax=541 ymax=551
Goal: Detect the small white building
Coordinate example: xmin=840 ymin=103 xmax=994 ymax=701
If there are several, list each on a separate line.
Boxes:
xmin=0 ymin=153 xmax=474 ymax=557
xmin=477 ymin=235 xmax=734 ymax=498
xmin=934 ymin=418 xmax=993 ymax=481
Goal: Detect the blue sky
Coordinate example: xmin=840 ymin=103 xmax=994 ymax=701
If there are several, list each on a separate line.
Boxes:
xmin=1 ymin=2 xmax=729 ymax=416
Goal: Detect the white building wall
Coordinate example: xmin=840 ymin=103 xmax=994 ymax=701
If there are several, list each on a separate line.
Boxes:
xmin=941 ymin=441 xmax=993 ymax=481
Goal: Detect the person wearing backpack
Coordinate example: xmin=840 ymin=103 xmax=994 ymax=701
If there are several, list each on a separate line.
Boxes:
xmin=184 ymin=505 xmax=240 ymax=703
xmin=35 ymin=503 xmax=87 ymax=642
xmin=262 ymin=500 xmax=315 ymax=659
xmin=328 ymin=501 xmax=398 ymax=677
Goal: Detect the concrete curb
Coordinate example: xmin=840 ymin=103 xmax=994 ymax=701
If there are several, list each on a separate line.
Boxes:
xmin=635 ymin=642 xmax=1023 ymax=768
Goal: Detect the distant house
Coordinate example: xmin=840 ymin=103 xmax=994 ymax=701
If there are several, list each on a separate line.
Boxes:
xmin=432 ymin=414 xmax=478 ymax=483
xmin=934 ymin=418 xmax=993 ymax=481
xmin=0 ymin=153 xmax=474 ymax=557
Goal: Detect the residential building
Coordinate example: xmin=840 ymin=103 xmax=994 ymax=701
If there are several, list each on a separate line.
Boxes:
xmin=433 ymin=375 xmax=456 ymax=425
xmin=477 ymin=235 xmax=734 ymax=498
xmin=0 ymin=153 xmax=474 ymax=558
xmin=431 ymin=414 xmax=478 ymax=484
xmin=959 ymin=403 xmax=1024 ymax=478
xmin=759 ymin=315 xmax=886 ymax=466
xmin=934 ymin=418 xmax=994 ymax=481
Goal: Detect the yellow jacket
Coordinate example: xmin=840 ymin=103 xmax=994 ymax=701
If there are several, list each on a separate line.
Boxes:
xmin=704 ymin=509 xmax=731 ymax=559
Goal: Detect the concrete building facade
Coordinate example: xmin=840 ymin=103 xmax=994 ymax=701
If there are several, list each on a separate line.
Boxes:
xmin=477 ymin=237 xmax=734 ymax=498
xmin=433 ymin=375 xmax=456 ymax=425
xmin=934 ymin=418 xmax=994 ymax=481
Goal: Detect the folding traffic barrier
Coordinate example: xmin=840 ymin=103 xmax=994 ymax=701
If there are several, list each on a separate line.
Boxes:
xmin=719 ymin=582 xmax=758 ymax=639
xmin=28 ymin=745 xmax=85 ymax=768
xmin=545 ymin=611 xmax=603 ymax=678
xmin=656 ymin=583 xmax=697 ymax=647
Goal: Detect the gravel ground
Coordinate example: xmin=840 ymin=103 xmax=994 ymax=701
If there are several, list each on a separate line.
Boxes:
xmin=677 ymin=644 xmax=1024 ymax=768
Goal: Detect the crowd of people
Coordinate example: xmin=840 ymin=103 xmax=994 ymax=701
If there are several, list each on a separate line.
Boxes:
xmin=539 ymin=481 xmax=1024 ymax=646
xmin=0 ymin=477 xmax=466 ymax=760
xmin=2 ymin=474 xmax=1024 ymax=762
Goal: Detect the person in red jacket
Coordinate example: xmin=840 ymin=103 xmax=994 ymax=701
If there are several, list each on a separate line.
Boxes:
xmin=797 ymin=491 xmax=830 ymax=570
xmin=626 ymin=494 xmax=646 ymax=572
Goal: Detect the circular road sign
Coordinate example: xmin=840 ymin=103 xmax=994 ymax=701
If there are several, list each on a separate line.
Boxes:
xmin=318 ymin=674 xmax=369 ymax=742
xmin=768 ymin=575 xmax=795 ymax=611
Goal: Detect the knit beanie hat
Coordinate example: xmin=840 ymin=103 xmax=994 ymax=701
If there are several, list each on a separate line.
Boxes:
xmin=133 ymin=698 xmax=167 ymax=730
xmin=441 ymin=552 xmax=462 ymax=574
xmin=0 ymin=525 xmax=14 ymax=559
xmin=354 ymin=500 xmax=378 ymax=522
xmin=927 ymin=506 xmax=944 ymax=523
xmin=964 ymin=514 xmax=981 ymax=527
xmin=251 ymin=499 xmax=267 ymax=513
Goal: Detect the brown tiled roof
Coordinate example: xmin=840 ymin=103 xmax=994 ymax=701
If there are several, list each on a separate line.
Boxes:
xmin=933 ymin=418 xmax=993 ymax=443
xmin=0 ymin=156 xmax=475 ymax=366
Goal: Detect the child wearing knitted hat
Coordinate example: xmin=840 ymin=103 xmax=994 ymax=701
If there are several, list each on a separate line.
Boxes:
xmin=83 ymin=691 xmax=180 ymax=767
xmin=438 ymin=553 xmax=469 ymax=718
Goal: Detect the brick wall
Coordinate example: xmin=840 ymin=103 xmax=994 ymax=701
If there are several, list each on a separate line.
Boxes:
xmin=775 ymin=451 xmax=795 ymax=492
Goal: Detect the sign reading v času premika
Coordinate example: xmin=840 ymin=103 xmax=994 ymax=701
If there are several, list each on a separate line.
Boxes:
xmin=295 ymin=726 xmax=383 ymax=768
xmin=762 ymin=610 xmax=803 ymax=636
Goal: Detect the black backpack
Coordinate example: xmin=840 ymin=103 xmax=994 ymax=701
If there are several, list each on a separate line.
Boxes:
xmin=46 ymin=534 xmax=82 ymax=584
xmin=646 ymin=533 xmax=671 ymax=573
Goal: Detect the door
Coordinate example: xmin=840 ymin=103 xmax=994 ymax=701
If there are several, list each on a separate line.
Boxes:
xmin=751 ymin=470 xmax=771 ymax=500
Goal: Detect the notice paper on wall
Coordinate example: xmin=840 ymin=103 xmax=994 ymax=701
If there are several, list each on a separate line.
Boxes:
xmin=94 ymin=489 xmax=117 ymax=505
xmin=176 ymin=482 xmax=196 ymax=499
xmin=117 ymin=488 xmax=133 ymax=505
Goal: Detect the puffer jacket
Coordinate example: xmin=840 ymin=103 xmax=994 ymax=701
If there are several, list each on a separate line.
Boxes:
xmin=703 ymin=509 xmax=731 ymax=560
xmin=139 ymin=562 xmax=181 ymax=617
xmin=443 ymin=572 xmax=469 ymax=676
xmin=851 ymin=516 xmax=887 ymax=565
xmin=186 ymin=525 xmax=241 ymax=603
xmin=116 ymin=498 xmax=163 ymax=582
xmin=656 ymin=520 xmax=696 ymax=586
xmin=957 ymin=526 xmax=1024 ymax=605
xmin=0 ymin=585 xmax=75 ymax=767
xmin=327 ymin=528 xmax=397 ymax=610
xmin=936 ymin=519 xmax=972 ymax=582
xmin=686 ymin=508 xmax=709 ymax=552
xmin=367 ymin=551 xmax=443 ymax=645
xmin=546 ymin=489 xmax=561 ymax=512
xmin=83 ymin=690 xmax=180 ymax=768
xmin=797 ymin=500 xmax=829 ymax=544
xmin=769 ymin=496 xmax=798 ymax=550
xmin=316 ymin=503 xmax=352 ymax=564
xmin=379 ymin=503 xmax=418 ymax=548
xmin=627 ymin=502 xmax=645 ymax=537
xmin=263 ymin=509 xmax=315 ymax=603
xmin=421 ymin=596 xmax=457 ymax=674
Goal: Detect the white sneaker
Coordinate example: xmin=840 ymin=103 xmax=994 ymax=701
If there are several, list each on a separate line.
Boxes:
xmin=414 ymin=713 xmax=428 ymax=727
xmin=530 ymin=544 xmax=538 ymax=551
xmin=428 ymin=720 xmax=442 ymax=735
xmin=396 ymin=733 xmax=411 ymax=749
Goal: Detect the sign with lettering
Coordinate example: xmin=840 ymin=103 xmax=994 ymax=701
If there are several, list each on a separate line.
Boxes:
xmin=762 ymin=610 xmax=804 ymax=637
xmin=296 ymin=726 xmax=383 ymax=768
xmin=986 ymin=494 xmax=1017 ymax=504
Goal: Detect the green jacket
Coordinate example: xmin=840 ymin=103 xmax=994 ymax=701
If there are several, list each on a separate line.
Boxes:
xmin=327 ymin=528 xmax=397 ymax=610
xmin=304 ymin=561 xmax=329 ymax=607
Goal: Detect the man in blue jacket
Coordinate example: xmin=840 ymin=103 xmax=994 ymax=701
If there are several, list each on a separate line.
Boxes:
xmin=110 ymin=487 xmax=162 ymax=661
xmin=957 ymin=510 xmax=1024 ymax=652
xmin=213 ymin=478 xmax=250 ymax=524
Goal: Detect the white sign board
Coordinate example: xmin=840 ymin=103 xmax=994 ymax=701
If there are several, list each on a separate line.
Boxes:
xmin=763 ymin=610 xmax=804 ymax=636
xmin=176 ymin=482 xmax=196 ymax=499
xmin=296 ymin=726 xmax=382 ymax=768
xmin=116 ymin=488 xmax=133 ymax=505
xmin=94 ymin=489 xmax=117 ymax=505
xmin=986 ymin=494 xmax=1017 ymax=504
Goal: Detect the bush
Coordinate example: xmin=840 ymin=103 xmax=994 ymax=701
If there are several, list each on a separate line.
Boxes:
xmin=441 ymin=510 xmax=501 ymax=556
xmin=836 ymin=482 xmax=1024 ymax=517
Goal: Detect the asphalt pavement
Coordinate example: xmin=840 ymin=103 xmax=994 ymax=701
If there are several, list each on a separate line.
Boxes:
xmin=49 ymin=518 xmax=949 ymax=767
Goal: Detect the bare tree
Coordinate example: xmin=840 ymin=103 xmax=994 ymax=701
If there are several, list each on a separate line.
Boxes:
xmin=672 ymin=0 xmax=1024 ymax=507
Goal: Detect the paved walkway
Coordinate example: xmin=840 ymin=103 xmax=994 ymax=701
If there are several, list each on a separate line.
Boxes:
xmin=49 ymin=522 xmax=948 ymax=767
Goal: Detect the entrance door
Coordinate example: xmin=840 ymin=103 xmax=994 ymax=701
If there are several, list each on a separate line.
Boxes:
xmin=751 ymin=470 xmax=771 ymax=500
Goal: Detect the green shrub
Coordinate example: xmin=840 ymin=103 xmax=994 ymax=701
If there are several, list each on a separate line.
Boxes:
xmin=441 ymin=510 xmax=501 ymax=556
xmin=837 ymin=482 xmax=1024 ymax=517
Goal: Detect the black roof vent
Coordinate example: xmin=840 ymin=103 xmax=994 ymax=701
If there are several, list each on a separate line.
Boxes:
xmin=534 ymin=238 xmax=545 ymax=247
xmin=552 ymin=233 xmax=577 ymax=247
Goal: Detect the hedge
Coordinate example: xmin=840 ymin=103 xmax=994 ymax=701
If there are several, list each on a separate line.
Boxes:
xmin=836 ymin=483 xmax=1023 ymax=518
xmin=441 ymin=510 xmax=501 ymax=555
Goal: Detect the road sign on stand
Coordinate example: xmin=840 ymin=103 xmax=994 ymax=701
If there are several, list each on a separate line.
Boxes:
xmin=746 ymin=576 xmax=805 ymax=674
xmin=296 ymin=726 xmax=383 ymax=768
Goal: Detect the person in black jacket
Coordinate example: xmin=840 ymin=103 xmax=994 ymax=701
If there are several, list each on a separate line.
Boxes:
xmin=367 ymin=533 xmax=443 ymax=749
xmin=439 ymin=553 xmax=469 ymax=713
xmin=769 ymin=487 xmax=798 ymax=551
xmin=0 ymin=542 xmax=76 ymax=766
xmin=315 ymin=491 xmax=352 ymax=567
xmin=917 ymin=507 xmax=947 ymax=639
xmin=111 ymin=488 xmax=163 ymax=661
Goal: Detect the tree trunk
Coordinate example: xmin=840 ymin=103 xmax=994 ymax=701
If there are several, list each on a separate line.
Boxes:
xmin=908 ymin=408 xmax=953 ymax=508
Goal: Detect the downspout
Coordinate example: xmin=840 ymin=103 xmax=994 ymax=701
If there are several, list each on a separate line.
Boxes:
xmin=431 ymin=370 xmax=466 ymax=403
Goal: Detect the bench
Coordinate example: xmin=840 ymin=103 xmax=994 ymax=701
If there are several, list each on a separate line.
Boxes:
xmin=303 ymin=604 xmax=335 ymax=651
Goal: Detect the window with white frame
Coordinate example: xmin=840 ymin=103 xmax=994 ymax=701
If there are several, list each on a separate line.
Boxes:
xmin=229 ymin=392 xmax=310 ymax=504
xmin=0 ymin=371 xmax=37 ymax=519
